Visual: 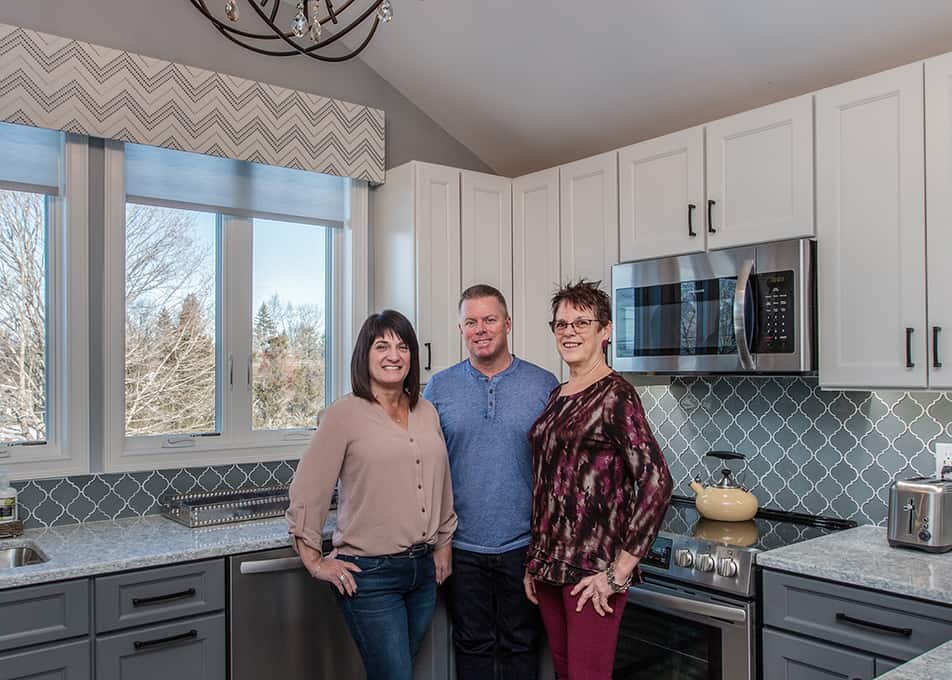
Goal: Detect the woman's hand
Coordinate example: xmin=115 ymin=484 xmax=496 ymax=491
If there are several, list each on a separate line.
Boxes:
xmin=523 ymin=569 xmax=538 ymax=605
xmin=570 ymin=571 xmax=615 ymax=616
xmin=296 ymin=539 xmax=361 ymax=596
xmin=434 ymin=544 xmax=452 ymax=584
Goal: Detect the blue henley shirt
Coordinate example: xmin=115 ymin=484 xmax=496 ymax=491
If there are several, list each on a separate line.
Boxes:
xmin=423 ymin=356 xmax=559 ymax=554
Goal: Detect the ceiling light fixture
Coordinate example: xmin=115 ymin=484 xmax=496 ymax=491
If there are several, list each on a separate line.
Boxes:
xmin=190 ymin=0 xmax=393 ymax=62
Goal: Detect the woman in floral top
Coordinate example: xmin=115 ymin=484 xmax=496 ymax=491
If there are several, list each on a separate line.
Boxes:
xmin=523 ymin=280 xmax=672 ymax=680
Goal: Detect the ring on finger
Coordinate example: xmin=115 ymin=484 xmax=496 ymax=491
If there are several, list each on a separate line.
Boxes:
xmin=338 ymin=573 xmax=346 ymax=582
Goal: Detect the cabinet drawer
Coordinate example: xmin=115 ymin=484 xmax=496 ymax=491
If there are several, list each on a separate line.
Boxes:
xmin=94 ymin=559 xmax=224 ymax=633
xmin=96 ymin=613 xmax=224 ymax=680
xmin=763 ymin=570 xmax=952 ymax=661
xmin=763 ymin=628 xmax=875 ymax=680
xmin=0 ymin=638 xmax=90 ymax=680
xmin=0 ymin=579 xmax=89 ymax=652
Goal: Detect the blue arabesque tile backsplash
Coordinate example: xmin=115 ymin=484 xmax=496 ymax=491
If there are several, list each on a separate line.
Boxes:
xmin=12 ymin=377 xmax=952 ymax=528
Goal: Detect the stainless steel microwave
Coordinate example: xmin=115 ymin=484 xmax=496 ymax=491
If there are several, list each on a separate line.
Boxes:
xmin=611 ymin=239 xmax=816 ymax=374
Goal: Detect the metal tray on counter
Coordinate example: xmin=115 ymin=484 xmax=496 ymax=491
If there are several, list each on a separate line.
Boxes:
xmin=160 ymin=486 xmax=291 ymax=528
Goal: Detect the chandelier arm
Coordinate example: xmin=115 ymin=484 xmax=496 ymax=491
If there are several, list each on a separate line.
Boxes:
xmin=268 ymin=0 xmax=279 ymax=24
xmin=306 ymin=17 xmax=379 ymax=62
xmin=212 ymin=21 xmax=310 ymax=56
xmin=326 ymin=0 xmax=339 ymax=24
xmin=318 ymin=0 xmax=357 ymax=26
xmin=295 ymin=0 xmax=383 ymax=53
xmin=191 ymin=0 xmax=292 ymax=41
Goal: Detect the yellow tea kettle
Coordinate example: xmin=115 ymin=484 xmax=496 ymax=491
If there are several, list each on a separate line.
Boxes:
xmin=689 ymin=451 xmax=759 ymax=522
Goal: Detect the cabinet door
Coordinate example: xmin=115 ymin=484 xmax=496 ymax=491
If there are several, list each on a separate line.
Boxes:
xmin=96 ymin=613 xmax=224 ymax=680
xmin=763 ymin=628 xmax=875 ymax=680
xmin=926 ymin=52 xmax=952 ymax=389
xmin=706 ymin=94 xmax=814 ymax=249
xmin=816 ymin=63 xmax=927 ymax=389
xmin=415 ymin=163 xmax=462 ymax=381
xmin=513 ymin=168 xmax=562 ymax=377
xmin=0 ymin=639 xmax=90 ymax=680
xmin=461 ymin=171 xmax=513 ymax=303
xmin=619 ymin=126 xmax=705 ymax=261
xmin=559 ymin=151 xmax=619 ymax=288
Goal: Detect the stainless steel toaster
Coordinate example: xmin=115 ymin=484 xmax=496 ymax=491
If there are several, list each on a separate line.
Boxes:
xmin=888 ymin=477 xmax=952 ymax=552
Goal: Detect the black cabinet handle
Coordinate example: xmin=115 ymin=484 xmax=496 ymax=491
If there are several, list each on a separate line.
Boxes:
xmin=132 ymin=587 xmax=196 ymax=607
xmin=424 ymin=342 xmax=432 ymax=371
xmin=687 ymin=204 xmax=697 ymax=237
xmin=133 ymin=629 xmax=198 ymax=651
xmin=906 ymin=327 xmax=915 ymax=369
xmin=835 ymin=612 xmax=912 ymax=637
xmin=707 ymin=199 xmax=716 ymax=234
xmin=934 ymin=326 xmax=943 ymax=369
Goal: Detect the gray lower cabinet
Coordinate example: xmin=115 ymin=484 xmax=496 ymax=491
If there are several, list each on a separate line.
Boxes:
xmin=762 ymin=569 xmax=950 ymax=678
xmin=0 ymin=638 xmax=90 ymax=680
xmin=95 ymin=613 xmax=224 ymax=680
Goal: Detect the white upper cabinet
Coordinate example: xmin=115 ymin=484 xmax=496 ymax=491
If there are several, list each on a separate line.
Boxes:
xmin=706 ymin=94 xmax=815 ymax=250
xmin=460 ymin=170 xmax=513 ymax=304
xmin=512 ymin=168 xmax=562 ymax=377
xmin=619 ymin=127 xmax=705 ymax=262
xmin=816 ymin=63 xmax=926 ymax=389
xmin=559 ymin=151 xmax=619 ymax=288
xmin=372 ymin=161 xmax=462 ymax=382
xmin=926 ymin=53 xmax=952 ymax=389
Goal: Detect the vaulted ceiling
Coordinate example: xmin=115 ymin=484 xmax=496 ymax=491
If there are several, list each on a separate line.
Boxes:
xmin=355 ymin=0 xmax=952 ymax=176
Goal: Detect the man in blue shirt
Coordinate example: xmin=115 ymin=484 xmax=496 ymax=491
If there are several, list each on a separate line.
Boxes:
xmin=424 ymin=284 xmax=559 ymax=680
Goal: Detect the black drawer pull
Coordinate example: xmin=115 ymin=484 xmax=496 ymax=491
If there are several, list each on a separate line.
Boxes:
xmin=707 ymin=199 xmax=717 ymax=234
xmin=133 ymin=629 xmax=198 ymax=651
xmin=835 ymin=612 xmax=912 ymax=637
xmin=132 ymin=587 xmax=196 ymax=607
xmin=424 ymin=342 xmax=432 ymax=371
xmin=688 ymin=203 xmax=697 ymax=237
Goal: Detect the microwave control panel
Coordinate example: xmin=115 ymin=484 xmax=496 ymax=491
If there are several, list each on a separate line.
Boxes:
xmin=754 ymin=270 xmax=795 ymax=354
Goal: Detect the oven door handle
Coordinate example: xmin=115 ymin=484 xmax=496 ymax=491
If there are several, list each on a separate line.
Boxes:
xmin=628 ymin=587 xmax=747 ymax=624
xmin=733 ymin=258 xmax=756 ymax=371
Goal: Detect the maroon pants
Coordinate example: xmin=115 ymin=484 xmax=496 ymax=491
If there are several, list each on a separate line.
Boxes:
xmin=535 ymin=580 xmax=627 ymax=680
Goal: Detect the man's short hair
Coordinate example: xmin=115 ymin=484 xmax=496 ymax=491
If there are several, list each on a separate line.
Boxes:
xmin=458 ymin=284 xmax=509 ymax=317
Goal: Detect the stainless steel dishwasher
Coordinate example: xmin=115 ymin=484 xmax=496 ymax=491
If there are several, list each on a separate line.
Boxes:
xmin=229 ymin=546 xmax=365 ymax=680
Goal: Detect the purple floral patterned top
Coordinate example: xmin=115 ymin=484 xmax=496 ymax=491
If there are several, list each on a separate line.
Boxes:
xmin=525 ymin=372 xmax=673 ymax=585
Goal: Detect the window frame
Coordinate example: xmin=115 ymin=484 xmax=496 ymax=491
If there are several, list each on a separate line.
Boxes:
xmin=102 ymin=141 xmax=367 ymax=471
xmin=0 ymin=133 xmax=89 ymax=480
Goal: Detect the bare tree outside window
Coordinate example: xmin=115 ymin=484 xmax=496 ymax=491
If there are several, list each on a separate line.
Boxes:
xmin=124 ymin=204 xmax=217 ymax=436
xmin=0 ymin=190 xmax=47 ymax=443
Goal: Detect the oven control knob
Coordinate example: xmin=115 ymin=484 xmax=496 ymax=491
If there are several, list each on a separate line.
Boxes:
xmin=717 ymin=557 xmax=738 ymax=578
xmin=696 ymin=553 xmax=715 ymax=573
xmin=674 ymin=549 xmax=694 ymax=568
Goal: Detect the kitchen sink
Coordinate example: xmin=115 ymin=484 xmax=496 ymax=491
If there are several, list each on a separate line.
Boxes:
xmin=0 ymin=545 xmax=48 ymax=568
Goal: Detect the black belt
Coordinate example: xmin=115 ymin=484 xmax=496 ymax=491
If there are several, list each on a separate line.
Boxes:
xmin=383 ymin=543 xmax=433 ymax=559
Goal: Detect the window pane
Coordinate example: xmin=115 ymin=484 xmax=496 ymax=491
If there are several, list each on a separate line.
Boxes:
xmin=125 ymin=203 xmax=217 ymax=436
xmin=0 ymin=190 xmax=47 ymax=443
xmin=252 ymin=219 xmax=328 ymax=430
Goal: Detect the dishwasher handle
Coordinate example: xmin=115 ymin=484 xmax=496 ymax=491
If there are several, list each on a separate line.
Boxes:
xmin=239 ymin=556 xmax=304 ymax=574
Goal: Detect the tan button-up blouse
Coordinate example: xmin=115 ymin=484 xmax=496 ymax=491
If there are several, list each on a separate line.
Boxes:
xmin=287 ymin=394 xmax=457 ymax=556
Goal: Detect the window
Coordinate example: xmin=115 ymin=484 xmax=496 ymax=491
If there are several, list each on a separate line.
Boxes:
xmin=104 ymin=142 xmax=362 ymax=470
xmin=0 ymin=123 xmax=89 ymax=479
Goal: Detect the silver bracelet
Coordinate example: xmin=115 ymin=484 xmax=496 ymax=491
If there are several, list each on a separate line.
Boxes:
xmin=606 ymin=561 xmax=632 ymax=593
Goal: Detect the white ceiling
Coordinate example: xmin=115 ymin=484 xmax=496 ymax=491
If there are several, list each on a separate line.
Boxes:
xmin=354 ymin=0 xmax=952 ymax=177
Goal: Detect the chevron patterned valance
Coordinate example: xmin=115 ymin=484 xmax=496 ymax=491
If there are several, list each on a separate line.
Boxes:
xmin=0 ymin=23 xmax=385 ymax=184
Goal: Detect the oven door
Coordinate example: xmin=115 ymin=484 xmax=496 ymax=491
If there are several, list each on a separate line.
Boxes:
xmin=613 ymin=578 xmax=755 ymax=680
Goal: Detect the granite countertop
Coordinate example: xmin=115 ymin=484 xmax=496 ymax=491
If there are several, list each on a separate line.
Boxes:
xmin=756 ymin=524 xmax=952 ymax=606
xmin=876 ymin=640 xmax=952 ymax=680
xmin=0 ymin=513 xmax=336 ymax=589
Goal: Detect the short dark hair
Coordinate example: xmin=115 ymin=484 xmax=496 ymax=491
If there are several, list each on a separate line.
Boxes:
xmin=458 ymin=284 xmax=509 ymax=317
xmin=351 ymin=310 xmax=421 ymax=409
xmin=550 ymin=279 xmax=611 ymax=326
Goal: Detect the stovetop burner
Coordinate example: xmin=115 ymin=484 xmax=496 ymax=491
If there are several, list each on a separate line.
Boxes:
xmin=659 ymin=495 xmax=857 ymax=553
xmin=640 ymin=495 xmax=858 ymax=598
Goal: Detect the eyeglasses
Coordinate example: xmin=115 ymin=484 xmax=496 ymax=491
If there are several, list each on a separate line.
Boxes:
xmin=548 ymin=318 xmax=598 ymax=334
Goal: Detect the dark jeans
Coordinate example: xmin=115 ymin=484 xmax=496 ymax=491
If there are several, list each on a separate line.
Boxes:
xmin=335 ymin=553 xmax=437 ymax=680
xmin=448 ymin=546 xmax=541 ymax=680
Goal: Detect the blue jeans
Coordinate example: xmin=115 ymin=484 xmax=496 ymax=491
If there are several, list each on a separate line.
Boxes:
xmin=335 ymin=553 xmax=437 ymax=680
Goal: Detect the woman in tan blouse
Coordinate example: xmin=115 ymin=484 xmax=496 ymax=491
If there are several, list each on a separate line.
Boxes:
xmin=287 ymin=310 xmax=457 ymax=680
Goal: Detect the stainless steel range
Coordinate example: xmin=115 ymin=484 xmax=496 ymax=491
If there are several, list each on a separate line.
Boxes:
xmin=613 ymin=496 xmax=856 ymax=680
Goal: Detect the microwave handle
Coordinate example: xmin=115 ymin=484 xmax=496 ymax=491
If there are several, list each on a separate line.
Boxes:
xmin=733 ymin=258 xmax=755 ymax=370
